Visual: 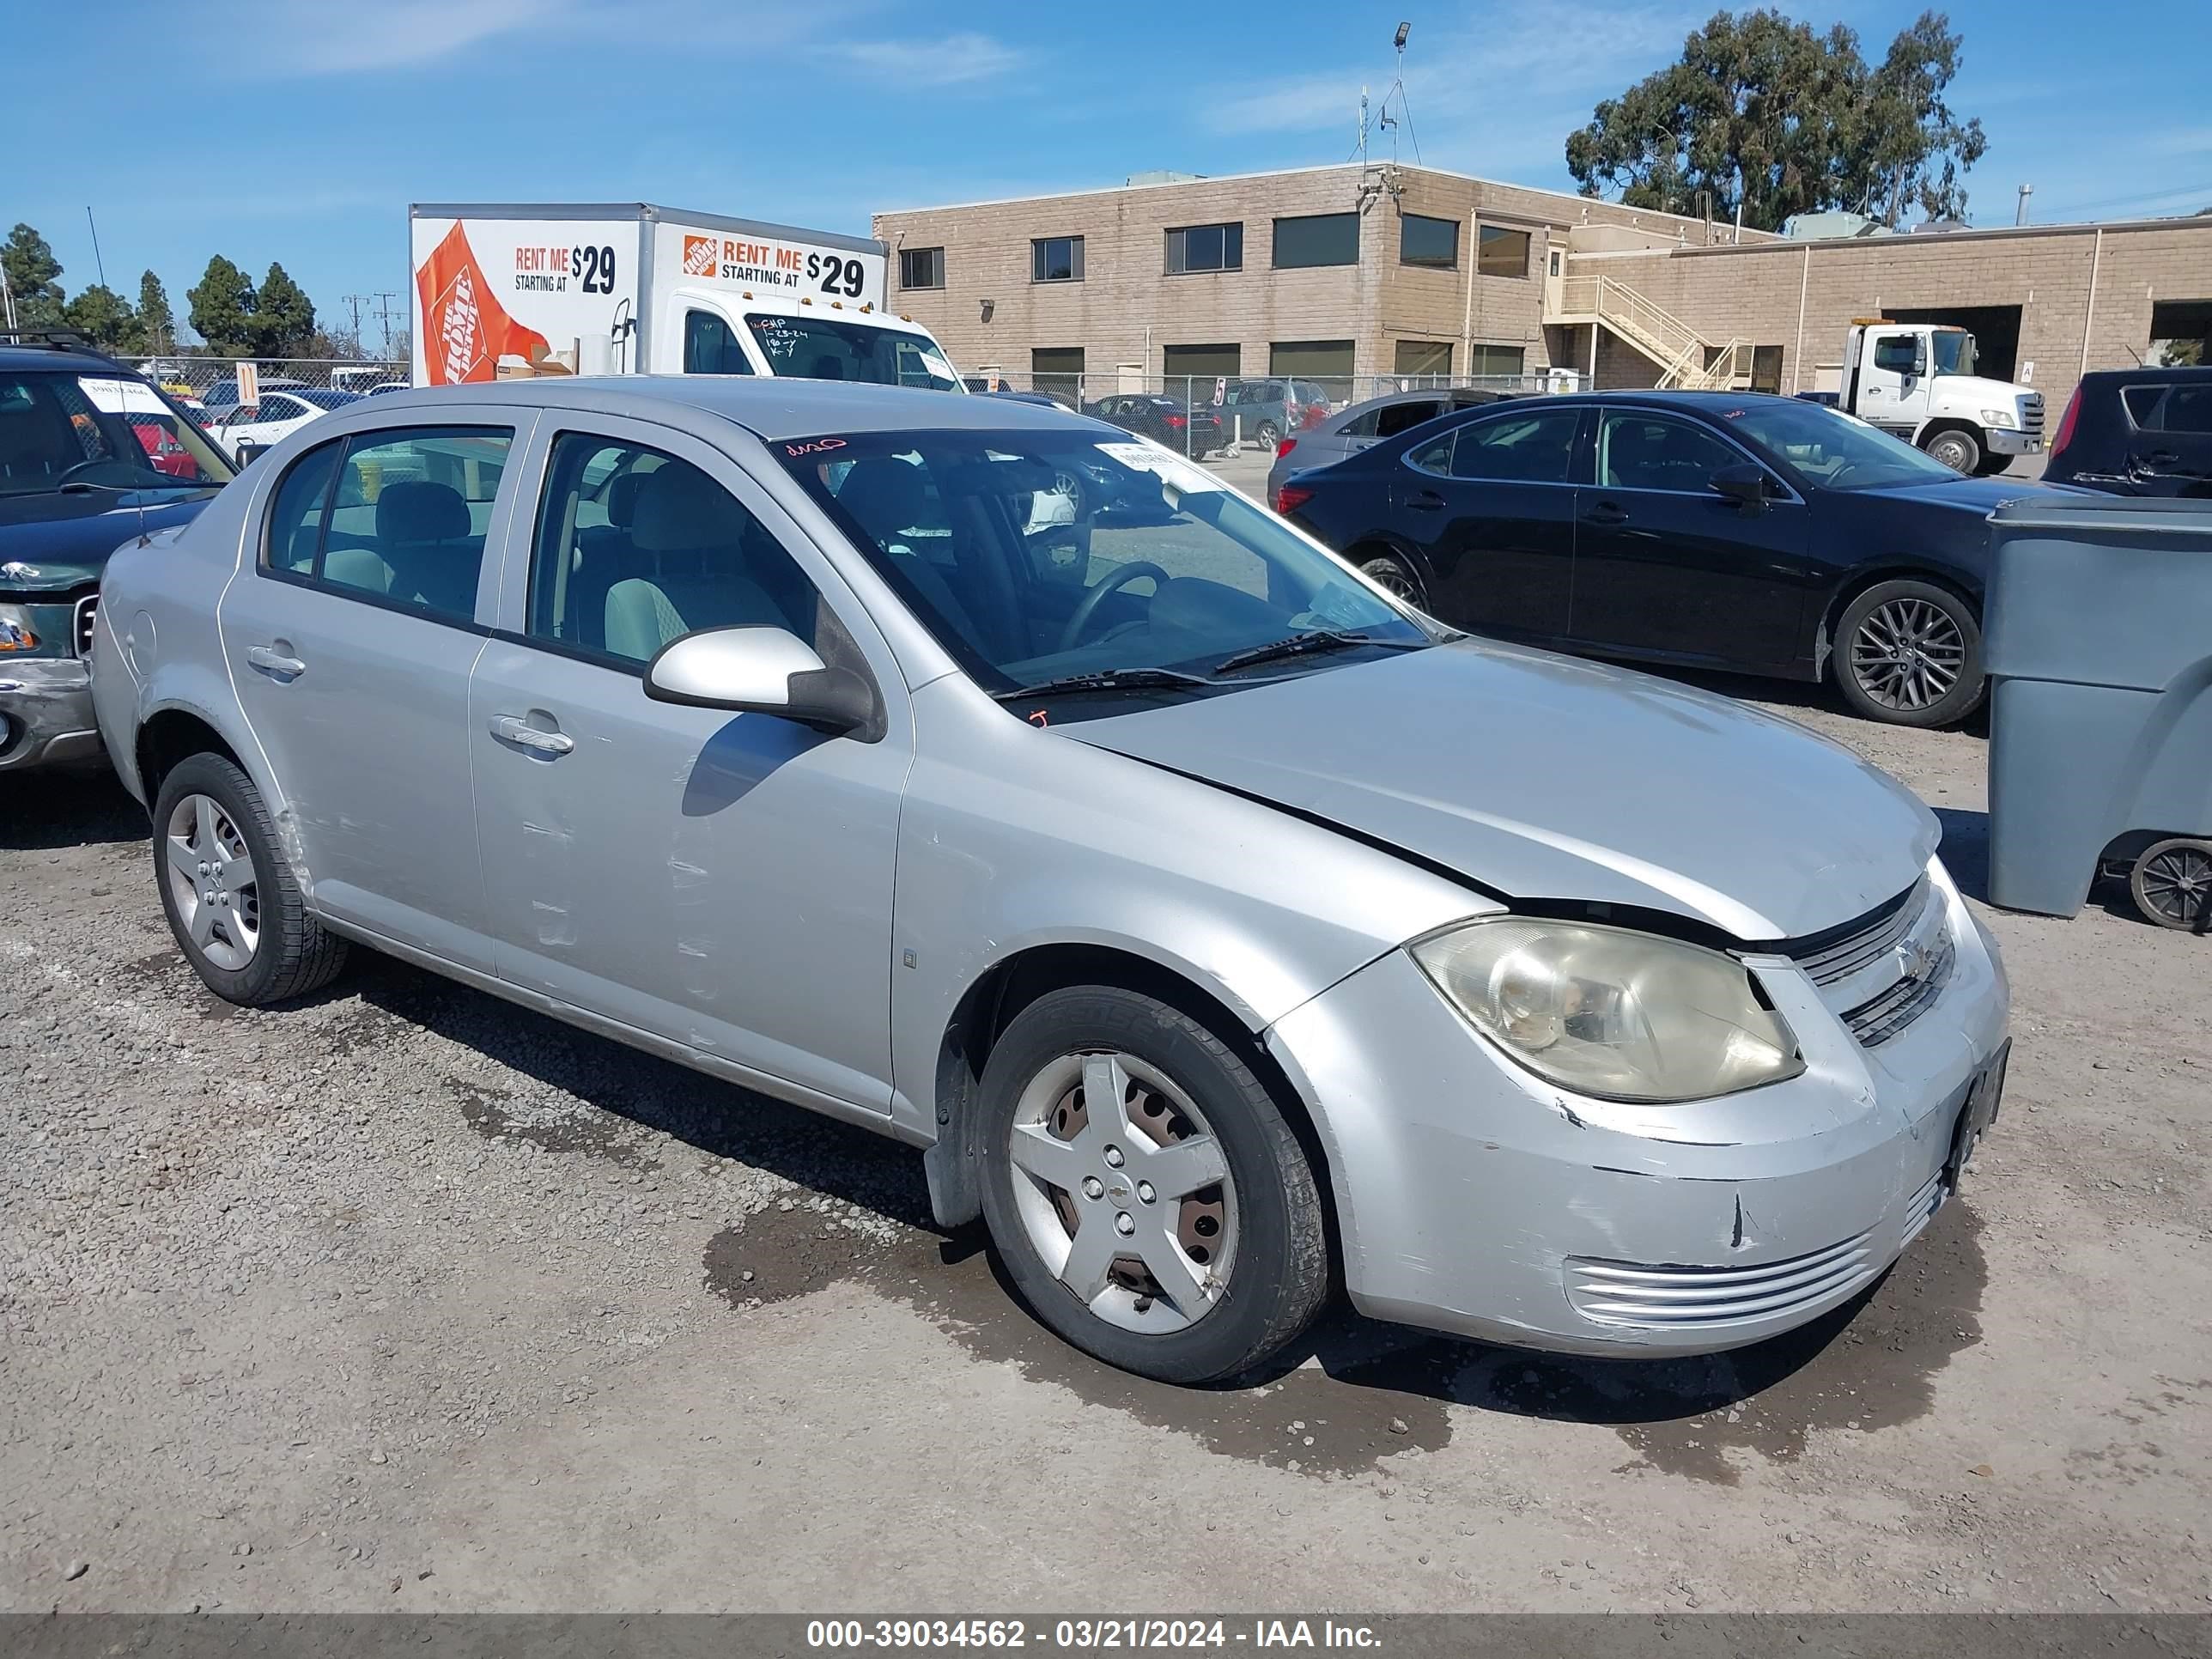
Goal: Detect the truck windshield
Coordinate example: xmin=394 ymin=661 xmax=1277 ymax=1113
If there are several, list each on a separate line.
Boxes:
xmin=744 ymin=313 xmax=958 ymax=391
xmin=1930 ymin=331 xmax=1977 ymax=376
xmin=0 ymin=371 xmax=235 ymax=495
xmin=1722 ymin=398 xmax=1963 ymax=491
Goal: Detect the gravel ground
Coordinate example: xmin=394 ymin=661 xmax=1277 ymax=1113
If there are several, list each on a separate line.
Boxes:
xmin=3 ymin=675 xmax=2207 ymax=1615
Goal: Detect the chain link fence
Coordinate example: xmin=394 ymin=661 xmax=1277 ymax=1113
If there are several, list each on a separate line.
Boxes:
xmin=955 ymin=371 xmax=1589 ymax=459
xmin=134 ymin=355 xmax=409 ymax=410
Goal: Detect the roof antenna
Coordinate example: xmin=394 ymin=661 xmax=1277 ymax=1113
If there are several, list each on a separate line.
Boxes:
xmin=1378 ymin=22 xmax=1419 ymax=166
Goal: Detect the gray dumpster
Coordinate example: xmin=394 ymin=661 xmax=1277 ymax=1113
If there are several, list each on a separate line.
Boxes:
xmin=1984 ymin=496 xmax=2212 ymax=927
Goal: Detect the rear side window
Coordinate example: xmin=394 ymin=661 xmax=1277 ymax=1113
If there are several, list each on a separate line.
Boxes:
xmin=1449 ymin=408 xmax=1582 ymax=483
xmin=1406 ymin=431 xmax=1455 ymax=475
xmin=1374 ymin=399 xmax=1446 ymax=439
xmin=262 ymin=426 xmax=513 ymax=622
xmin=2123 ymin=384 xmax=2212 ymax=434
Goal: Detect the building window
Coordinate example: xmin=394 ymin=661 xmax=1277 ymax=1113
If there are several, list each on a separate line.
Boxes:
xmin=898 ymin=246 xmax=944 ymax=289
xmin=1164 ymin=343 xmax=1240 ymax=392
xmin=1751 ymin=345 xmax=1784 ymax=394
xmin=1165 ymin=222 xmax=1243 ymax=275
xmin=1468 ymin=343 xmax=1527 ymax=379
xmin=1394 ymin=340 xmax=1453 ymax=379
xmin=1399 ymin=213 xmax=1459 ymax=269
xmin=1031 ymin=346 xmax=1085 ymax=399
xmin=1269 ymin=339 xmax=1353 ymax=404
xmin=1476 ymin=225 xmax=1532 ymax=278
xmin=1272 ymin=213 xmax=1359 ymax=270
xmin=1031 ymin=236 xmax=1085 ymax=283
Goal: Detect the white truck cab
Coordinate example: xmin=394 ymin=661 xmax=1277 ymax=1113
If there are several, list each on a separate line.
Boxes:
xmin=409 ymin=202 xmax=963 ymax=393
xmin=1840 ymin=319 xmax=2043 ymax=475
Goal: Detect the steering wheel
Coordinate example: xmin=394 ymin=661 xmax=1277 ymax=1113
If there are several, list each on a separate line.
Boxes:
xmin=1058 ymin=561 xmax=1168 ymax=652
xmin=56 ymin=459 xmax=112 ymax=485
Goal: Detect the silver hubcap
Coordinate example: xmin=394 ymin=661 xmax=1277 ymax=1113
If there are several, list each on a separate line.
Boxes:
xmin=1929 ymin=434 xmax=1973 ymax=471
xmin=1851 ymin=599 xmax=1966 ymax=711
xmin=1007 ymin=1050 xmax=1237 ymax=1334
xmin=2138 ymin=845 xmax=2211 ymax=927
xmin=164 ymin=793 xmax=261 ymax=971
xmin=1361 ymin=556 xmax=1419 ymax=602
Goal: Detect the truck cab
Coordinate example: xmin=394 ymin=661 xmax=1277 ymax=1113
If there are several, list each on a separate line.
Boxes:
xmin=1842 ymin=319 xmax=2045 ymax=475
xmin=657 ymin=288 xmax=961 ymax=390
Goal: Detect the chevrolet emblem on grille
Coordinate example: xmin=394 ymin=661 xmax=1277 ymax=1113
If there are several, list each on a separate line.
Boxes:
xmin=1896 ymin=938 xmax=1939 ymax=982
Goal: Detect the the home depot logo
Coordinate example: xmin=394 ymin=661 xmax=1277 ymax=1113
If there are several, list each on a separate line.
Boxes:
xmin=682 ymin=234 xmax=718 ymax=276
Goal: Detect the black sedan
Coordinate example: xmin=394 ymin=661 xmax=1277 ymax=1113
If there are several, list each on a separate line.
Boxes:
xmin=1278 ymin=390 xmax=2072 ymax=726
xmin=1080 ymin=392 xmax=1224 ymax=455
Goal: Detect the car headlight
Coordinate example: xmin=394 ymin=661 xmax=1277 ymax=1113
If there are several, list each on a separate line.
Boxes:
xmin=1981 ymin=408 xmax=2017 ymax=428
xmin=0 ymin=604 xmax=43 ymax=653
xmin=1409 ymin=919 xmax=1803 ymax=1103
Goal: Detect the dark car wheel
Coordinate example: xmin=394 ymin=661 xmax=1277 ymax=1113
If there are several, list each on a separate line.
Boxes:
xmin=1923 ymin=427 xmax=1983 ymax=474
xmin=977 ymin=986 xmax=1330 ymax=1384
xmin=152 ymin=753 xmax=349 ymax=1005
xmin=1834 ymin=580 xmax=1985 ymax=728
xmin=2129 ymin=838 xmax=2212 ymax=932
xmin=1356 ymin=550 xmax=1426 ymax=607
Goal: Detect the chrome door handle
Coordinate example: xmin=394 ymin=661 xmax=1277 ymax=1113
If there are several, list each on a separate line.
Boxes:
xmin=488 ymin=714 xmax=574 ymax=756
xmin=246 ymin=645 xmax=306 ymax=677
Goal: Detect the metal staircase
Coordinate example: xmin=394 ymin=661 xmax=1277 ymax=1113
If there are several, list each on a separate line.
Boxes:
xmin=1547 ymin=274 xmax=1754 ymax=391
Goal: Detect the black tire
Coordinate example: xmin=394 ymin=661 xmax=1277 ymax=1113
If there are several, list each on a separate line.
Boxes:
xmin=977 ymin=985 xmax=1330 ymax=1384
xmin=1833 ymin=579 xmax=1985 ymax=728
xmin=1357 ymin=549 xmax=1427 ymax=608
xmin=1922 ymin=426 xmax=1983 ymax=474
xmin=2128 ymin=838 xmax=2212 ymax=932
xmin=152 ymin=752 xmax=349 ymax=1005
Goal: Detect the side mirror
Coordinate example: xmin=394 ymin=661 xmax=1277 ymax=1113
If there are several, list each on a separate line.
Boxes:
xmin=644 ymin=625 xmax=878 ymax=737
xmin=1710 ymin=463 xmax=1769 ymax=511
xmin=1910 ymin=345 xmax=1928 ymax=379
xmin=233 ymin=442 xmax=266 ymax=465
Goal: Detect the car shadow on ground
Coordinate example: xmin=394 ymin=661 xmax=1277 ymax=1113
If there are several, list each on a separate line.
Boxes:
xmin=337 ymin=949 xmax=1983 ymax=1476
xmin=0 ymin=770 xmax=147 ymax=851
xmin=1932 ymin=805 xmax=1992 ymax=901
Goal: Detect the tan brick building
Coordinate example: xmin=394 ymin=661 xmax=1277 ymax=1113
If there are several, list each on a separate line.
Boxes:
xmin=874 ymin=162 xmax=2212 ymax=423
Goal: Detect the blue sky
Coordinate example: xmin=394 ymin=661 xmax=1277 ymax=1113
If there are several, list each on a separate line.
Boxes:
xmin=11 ymin=0 xmax=2206 ymax=350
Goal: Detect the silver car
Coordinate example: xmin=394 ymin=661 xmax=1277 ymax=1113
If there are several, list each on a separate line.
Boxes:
xmin=1263 ymin=386 xmax=1515 ymax=531
xmin=91 ymin=378 xmax=2010 ymax=1384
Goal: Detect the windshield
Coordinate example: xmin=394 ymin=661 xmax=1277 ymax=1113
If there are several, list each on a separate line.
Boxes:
xmin=0 ymin=371 xmax=235 ymax=496
xmin=778 ymin=429 xmax=1431 ymax=720
xmin=744 ymin=313 xmax=959 ymax=391
xmin=1930 ymin=331 xmax=1977 ymax=376
xmin=1720 ymin=398 xmax=1963 ymax=491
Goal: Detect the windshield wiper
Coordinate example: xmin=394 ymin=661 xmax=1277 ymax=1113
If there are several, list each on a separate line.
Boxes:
xmin=1212 ymin=630 xmax=1424 ymax=676
xmin=993 ymin=666 xmax=1216 ymax=704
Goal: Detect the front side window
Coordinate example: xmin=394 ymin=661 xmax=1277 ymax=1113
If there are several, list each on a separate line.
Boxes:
xmin=1445 ymin=407 xmax=1581 ymax=483
xmin=262 ymin=426 xmax=512 ymax=621
xmin=1400 ymin=213 xmax=1459 ymax=269
xmin=684 ymin=309 xmax=755 ymax=374
xmin=1476 ymin=226 xmax=1531 ymax=278
xmin=1273 ymin=213 xmax=1358 ymax=270
xmin=899 ymin=246 xmax=945 ymax=289
xmin=1595 ymin=412 xmax=1748 ymax=493
xmin=528 ymin=433 xmax=818 ymax=665
xmin=0 ymin=371 xmax=233 ymax=495
xmin=779 ymin=429 xmax=1429 ymax=720
xmin=1032 ymin=236 xmax=1085 ymax=283
xmin=1165 ymin=222 xmax=1243 ymax=274
xmin=1872 ymin=335 xmax=1920 ymax=374
xmin=744 ymin=313 xmax=956 ymax=390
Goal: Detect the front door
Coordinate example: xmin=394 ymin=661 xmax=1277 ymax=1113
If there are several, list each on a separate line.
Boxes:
xmin=1568 ymin=408 xmax=1812 ymax=672
xmin=1393 ymin=403 xmax=1583 ymax=640
xmin=219 ymin=419 xmax=526 ymax=969
xmin=1858 ymin=331 xmax=1929 ymax=439
xmin=468 ymin=416 xmax=909 ymax=1112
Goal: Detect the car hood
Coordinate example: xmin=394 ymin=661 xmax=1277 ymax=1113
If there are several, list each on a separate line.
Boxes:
xmin=1860 ymin=476 xmax=2078 ymax=516
xmin=0 ymin=489 xmax=218 ymax=593
xmin=1072 ymin=640 xmax=1936 ymax=942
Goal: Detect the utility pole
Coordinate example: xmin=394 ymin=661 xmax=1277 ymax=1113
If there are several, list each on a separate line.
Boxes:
xmin=367 ymin=291 xmax=402 ymax=360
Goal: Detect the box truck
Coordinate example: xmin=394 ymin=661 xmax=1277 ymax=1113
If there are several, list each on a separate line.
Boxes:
xmin=408 ymin=202 xmax=963 ymax=392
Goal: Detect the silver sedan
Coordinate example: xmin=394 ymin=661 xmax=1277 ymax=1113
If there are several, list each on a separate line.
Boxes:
xmin=91 ymin=378 xmax=2008 ymax=1383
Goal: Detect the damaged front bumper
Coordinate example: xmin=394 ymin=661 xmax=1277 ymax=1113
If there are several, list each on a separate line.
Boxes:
xmin=1267 ymin=880 xmax=2009 ymax=1356
xmin=0 ymin=656 xmax=103 ymax=772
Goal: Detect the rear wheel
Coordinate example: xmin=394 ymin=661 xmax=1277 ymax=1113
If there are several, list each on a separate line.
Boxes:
xmin=2129 ymin=838 xmax=2212 ymax=932
xmin=153 ymin=753 xmax=349 ymax=1005
xmin=1923 ymin=426 xmax=1983 ymax=474
xmin=1356 ymin=550 xmax=1426 ymax=608
xmin=1834 ymin=579 xmax=1984 ymax=727
xmin=1255 ymin=421 xmax=1281 ymax=447
xmin=977 ymin=986 xmax=1330 ymax=1384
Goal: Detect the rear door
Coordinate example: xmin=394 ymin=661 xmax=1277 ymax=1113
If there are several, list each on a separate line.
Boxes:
xmin=1391 ymin=404 xmax=1583 ymax=639
xmin=2122 ymin=382 xmax=2212 ymax=496
xmin=1568 ymin=408 xmax=1811 ymax=671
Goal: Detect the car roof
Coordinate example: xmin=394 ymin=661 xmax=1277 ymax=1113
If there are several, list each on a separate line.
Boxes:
xmin=355 ymin=376 xmax=1115 ymax=443
xmin=0 ymin=340 xmax=137 ymax=376
xmin=2079 ymin=366 xmax=2210 ymax=387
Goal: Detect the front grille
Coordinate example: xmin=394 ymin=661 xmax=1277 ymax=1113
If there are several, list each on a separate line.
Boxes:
xmin=73 ymin=594 xmax=97 ymax=658
xmin=2020 ymin=392 xmax=2045 ymax=439
xmin=1565 ymin=1231 xmax=1879 ymax=1329
xmin=1841 ymin=932 xmax=1955 ymax=1046
xmin=1791 ymin=878 xmax=1929 ymax=987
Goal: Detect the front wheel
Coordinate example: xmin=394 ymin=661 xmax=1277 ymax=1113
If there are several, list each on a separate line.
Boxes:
xmin=1923 ymin=426 xmax=1983 ymax=474
xmin=977 ymin=987 xmax=1330 ymax=1383
xmin=1833 ymin=579 xmax=1985 ymax=727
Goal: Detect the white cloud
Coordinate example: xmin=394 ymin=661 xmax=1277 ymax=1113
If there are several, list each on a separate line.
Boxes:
xmin=836 ymin=31 xmax=1030 ymax=88
xmin=217 ymin=0 xmax=581 ymax=74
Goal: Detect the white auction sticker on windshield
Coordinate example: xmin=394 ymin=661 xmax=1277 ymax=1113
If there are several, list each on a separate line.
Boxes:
xmin=1094 ymin=441 xmax=1224 ymax=491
